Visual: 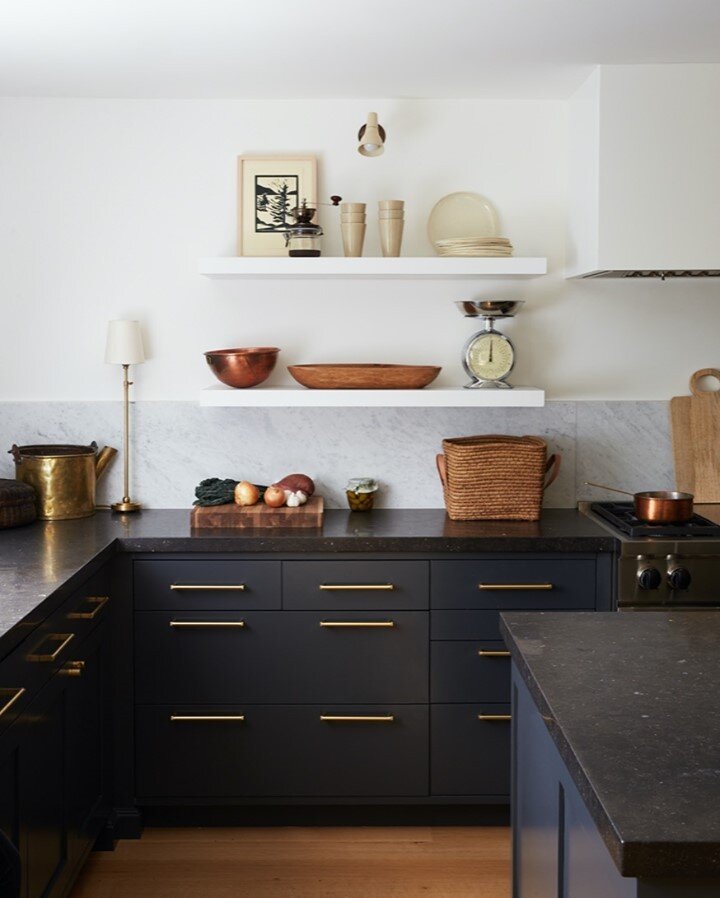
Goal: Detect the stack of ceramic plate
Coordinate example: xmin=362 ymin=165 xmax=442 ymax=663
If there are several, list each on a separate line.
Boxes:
xmin=434 ymin=237 xmax=514 ymax=257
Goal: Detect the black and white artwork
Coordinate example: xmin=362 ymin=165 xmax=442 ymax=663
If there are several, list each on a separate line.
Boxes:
xmin=255 ymin=175 xmax=299 ymax=233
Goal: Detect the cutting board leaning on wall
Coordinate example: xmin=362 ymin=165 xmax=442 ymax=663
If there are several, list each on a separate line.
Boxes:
xmin=670 ymin=368 xmax=720 ymax=503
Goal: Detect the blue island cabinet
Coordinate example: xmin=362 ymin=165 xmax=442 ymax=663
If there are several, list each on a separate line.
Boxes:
xmin=512 ymin=667 xmax=720 ymax=898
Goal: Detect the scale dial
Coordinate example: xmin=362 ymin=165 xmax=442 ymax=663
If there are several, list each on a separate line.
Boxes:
xmin=463 ymin=331 xmax=515 ymax=385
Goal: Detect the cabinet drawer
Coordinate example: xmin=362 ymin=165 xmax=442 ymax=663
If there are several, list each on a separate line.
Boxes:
xmin=431 ymin=559 xmax=597 ymax=609
xmin=135 ymin=611 xmax=428 ymax=704
xmin=283 ymin=561 xmax=428 ymax=610
xmin=431 ymin=642 xmax=510 ymax=703
xmin=431 ymin=610 xmax=504 ymax=641
xmin=431 ymin=704 xmax=511 ymax=797
xmin=134 ymin=560 xmax=281 ymax=610
xmin=135 ymin=705 xmax=429 ymax=799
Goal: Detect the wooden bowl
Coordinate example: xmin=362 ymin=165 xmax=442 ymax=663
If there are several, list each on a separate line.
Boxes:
xmin=205 ymin=347 xmax=280 ymax=388
xmin=287 ymin=364 xmax=441 ymax=390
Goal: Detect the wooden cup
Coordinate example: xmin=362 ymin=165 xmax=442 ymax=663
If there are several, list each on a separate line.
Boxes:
xmin=341 ymin=222 xmax=367 ymax=257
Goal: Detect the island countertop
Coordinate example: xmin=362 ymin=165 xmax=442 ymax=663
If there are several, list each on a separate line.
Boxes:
xmin=501 ymin=611 xmax=720 ymax=878
xmin=0 ymin=507 xmax=614 ymax=657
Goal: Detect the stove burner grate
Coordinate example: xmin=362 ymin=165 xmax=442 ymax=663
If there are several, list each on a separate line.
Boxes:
xmin=590 ymin=502 xmax=720 ymax=538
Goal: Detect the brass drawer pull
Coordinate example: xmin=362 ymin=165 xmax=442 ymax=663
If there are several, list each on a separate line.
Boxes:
xmin=478 ymin=583 xmax=553 ymax=591
xmin=477 ymin=714 xmax=512 ymax=722
xmin=320 ymin=715 xmax=395 ymax=723
xmin=477 ymin=650 xmax=511 ymax=658
xmin=169 ymin=620 xmax=245 ymax=628
xmin=27 ymin=633 xmax=75 ymax=663
xmin=319 ymin=621 xmax=395 ymax=628
xmin=58 ymin=660 xmax=85 ymax=678
xmin=319 ymin=584 xmax=394 ymax=591
xmin=68 ymin=595 xmax=110 ymax=620
xmin=170 ymin=714 xmax=245 ymax=722
xmin=0 ymin=688 xmax=26 ymax=719
xmin=170 ymin=584 xmax=246 ymax=591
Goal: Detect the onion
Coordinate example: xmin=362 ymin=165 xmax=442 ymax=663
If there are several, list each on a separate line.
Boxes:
xmin=264 ymin=485 xmax=286 ymax=507
xmin=234 ymin=481 xmax=260 ymax=506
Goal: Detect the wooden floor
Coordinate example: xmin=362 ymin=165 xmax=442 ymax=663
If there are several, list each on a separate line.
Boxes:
xmin=70 ymin=826 xmax=511 ymax=897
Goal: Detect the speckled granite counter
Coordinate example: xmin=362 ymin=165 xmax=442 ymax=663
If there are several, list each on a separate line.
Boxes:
xmin=0 ymin=507 xmax=614 ymax=657
xmin=502 ymin=611 xmax=720 ymax=878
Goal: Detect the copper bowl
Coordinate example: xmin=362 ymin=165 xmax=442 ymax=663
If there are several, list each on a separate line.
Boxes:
xmin=205 ymin=347 xmax=280 ymax=388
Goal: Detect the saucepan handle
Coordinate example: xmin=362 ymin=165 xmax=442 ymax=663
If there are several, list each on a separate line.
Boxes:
xmin=9 ymin=445 xmax=22 ymax=465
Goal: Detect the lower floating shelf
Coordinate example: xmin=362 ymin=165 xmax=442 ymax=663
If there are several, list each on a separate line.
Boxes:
xmin=199 ymin=385 xmax=545 ymax=408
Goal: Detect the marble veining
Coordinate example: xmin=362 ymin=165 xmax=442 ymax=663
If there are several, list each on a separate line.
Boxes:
xmin=0 ymin=400 xmax=673 ymax=510
xmin=502 ymin=611 xmax=720 ymax=877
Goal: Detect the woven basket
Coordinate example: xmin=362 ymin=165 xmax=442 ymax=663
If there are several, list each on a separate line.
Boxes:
xmin=436 ymin=435 xmax=561 ymax=521
xmin=0 ymin=479 xmax=37 ymax=529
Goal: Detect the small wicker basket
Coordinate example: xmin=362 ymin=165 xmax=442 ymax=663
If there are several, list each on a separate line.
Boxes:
xmin=436 ymin=435 xmax=561 ymax=521
xmin=0 ymin=479 xmax=37 ymax=529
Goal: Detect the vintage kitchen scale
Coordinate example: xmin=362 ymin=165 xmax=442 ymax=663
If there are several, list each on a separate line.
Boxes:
xmin=455 ymin=299 xmax=524 ymax=389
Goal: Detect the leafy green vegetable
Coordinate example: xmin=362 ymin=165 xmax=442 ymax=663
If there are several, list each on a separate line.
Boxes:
xmin=193 ymin=478 xmax=268 ymax=506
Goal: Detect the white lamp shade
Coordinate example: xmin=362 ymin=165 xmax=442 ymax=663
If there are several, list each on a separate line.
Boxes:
xmin=105 ymin=320 xmax=145 ymax=365
xmin=358 ymin=112 xmax=385 ymax=157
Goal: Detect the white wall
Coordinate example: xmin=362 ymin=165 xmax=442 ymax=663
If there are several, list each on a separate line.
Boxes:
xmin=1 ymin=95 xmax=719 ymax=402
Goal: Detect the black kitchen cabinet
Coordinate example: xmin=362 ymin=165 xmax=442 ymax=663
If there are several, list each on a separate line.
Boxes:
xmin=0 ymin=572 xmax=112 ymax=898
xmin=129 ymin=552 xmax=612 ymax=809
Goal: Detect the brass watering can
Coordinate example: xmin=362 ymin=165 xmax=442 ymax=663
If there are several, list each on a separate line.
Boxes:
xmin=10 ymin=443 xmax=117 ymax=520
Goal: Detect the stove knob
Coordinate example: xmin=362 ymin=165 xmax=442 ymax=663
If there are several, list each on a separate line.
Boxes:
xmin=668 ymin=567 xmax=692 ymax=591
xmin=637 ymin=567 xmax=662 ymax=590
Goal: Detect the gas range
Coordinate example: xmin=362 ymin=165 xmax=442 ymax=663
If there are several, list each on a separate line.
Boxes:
xmin=580 ymin=501 xmax=720 ymax=609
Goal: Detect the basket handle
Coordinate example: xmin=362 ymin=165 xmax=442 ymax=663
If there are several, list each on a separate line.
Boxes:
xmin=544 ymin=453 xmax=562 ymax=490
xmin=436 ymin=454 xmax=448 ymax=488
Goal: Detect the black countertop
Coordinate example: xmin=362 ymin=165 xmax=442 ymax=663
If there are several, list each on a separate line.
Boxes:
xmin=0 ymin=507 xmax=613 ymax=657
xmin=501 ymin=611 xmax=720 ymax=878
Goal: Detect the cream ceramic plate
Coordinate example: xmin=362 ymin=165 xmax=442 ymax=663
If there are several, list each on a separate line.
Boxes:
xmin=427 ymin=192 xmax=500 ymax=251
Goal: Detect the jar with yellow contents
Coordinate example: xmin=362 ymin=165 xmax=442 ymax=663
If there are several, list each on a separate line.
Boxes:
xmin=345 ymin=478 xmax=378 ymax=512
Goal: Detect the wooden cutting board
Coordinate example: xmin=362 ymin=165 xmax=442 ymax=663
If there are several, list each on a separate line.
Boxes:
xmin=670 ymin=369 xmax=720 ymax=502
xmin=191 ymin=496 xmax=324 ymax=529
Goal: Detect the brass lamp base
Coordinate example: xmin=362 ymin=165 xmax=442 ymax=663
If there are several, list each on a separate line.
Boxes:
xmin=111 ymin=499 xmax=142 ymax=513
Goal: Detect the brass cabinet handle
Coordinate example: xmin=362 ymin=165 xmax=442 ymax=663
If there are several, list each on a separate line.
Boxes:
xmin=68 ymin=595 xmax=110 ymax=620
xmin=478 ymin=583 xmax=553 ymax=591
xmin=58 ymin=660 xmax=85 ymax=678
xmin=27 ymin=633 xmax=75 ymax=663
xmin=477 ymin=714 xmax=512 ymax=722
xmin=477 ymin=650 xmax=511 ymax=658
xmin=170 ymin=584 xmax=246 ymax=591
xmin=319 ymin=621 xmax=395 ymax=628
xmin=319 ymin=584 xmax=394 ymax=591
xmin=170 ymin=714 xmax=245 ymax=722
xmin=169 ymin=620 xmax=245 ymax=628
xmin=320 ymin=715 xmax=395 ymax=723
xmin=0 ymin=688 xmax=26 ymax=718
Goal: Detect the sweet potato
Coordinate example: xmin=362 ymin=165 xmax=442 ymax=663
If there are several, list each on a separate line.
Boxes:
xmin=273 ymin=474 xmax=315 ymax=497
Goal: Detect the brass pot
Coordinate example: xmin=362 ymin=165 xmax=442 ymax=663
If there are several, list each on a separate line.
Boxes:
xmin=10 ymin=443 xmax=117 ymax=520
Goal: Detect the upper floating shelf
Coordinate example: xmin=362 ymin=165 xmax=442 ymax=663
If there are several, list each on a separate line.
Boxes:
xmin=198 ymin=257 xmax=548 ymax=280
xmin=199 ymin=385 xmax=545 ymax=408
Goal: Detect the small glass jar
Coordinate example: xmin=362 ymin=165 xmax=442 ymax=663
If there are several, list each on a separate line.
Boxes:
xmin=345 ymin=478 xmax=378 ymax=512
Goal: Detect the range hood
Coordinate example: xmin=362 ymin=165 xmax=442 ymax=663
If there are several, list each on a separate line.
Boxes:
xmin=567 ymin=65 xmax=720 ymax=279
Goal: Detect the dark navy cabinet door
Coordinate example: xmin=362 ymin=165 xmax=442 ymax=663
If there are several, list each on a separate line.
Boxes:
xmin=134 ymin=560 xmax=281 ymax=610
xmin=431 ymin=704 xmax=511 ymax=797
xmin=431 ymin=559 xmax=597 ymax=610
xmin=283 ymin=561 xmax=428 ymax=610
xmin=135 ymin=611 xmax=428 ymax=704
xmin=136 ymin=704 xmax=429 ymax=799
xmin=431 ymin=641 xmax=510 ymax=703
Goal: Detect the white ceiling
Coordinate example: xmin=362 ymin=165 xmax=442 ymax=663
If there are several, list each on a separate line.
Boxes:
xmin=1 ymin=0 xmax=719 ymax=99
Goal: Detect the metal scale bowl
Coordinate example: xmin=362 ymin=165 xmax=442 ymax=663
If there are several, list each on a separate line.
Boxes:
xmin=455 ymin=300 xmax=524 ymax=389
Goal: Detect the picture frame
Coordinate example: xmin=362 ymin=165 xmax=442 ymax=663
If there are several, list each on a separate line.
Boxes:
xmin=237 ymin=155 xmax=318 ymax=256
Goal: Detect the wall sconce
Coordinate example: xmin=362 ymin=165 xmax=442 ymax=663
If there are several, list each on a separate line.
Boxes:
xmin=358 ymin=112 xmax=386 ymax=157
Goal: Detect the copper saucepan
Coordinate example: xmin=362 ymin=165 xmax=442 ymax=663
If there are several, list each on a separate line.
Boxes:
xmin=585 ymin=482 xmax=694 ymax=524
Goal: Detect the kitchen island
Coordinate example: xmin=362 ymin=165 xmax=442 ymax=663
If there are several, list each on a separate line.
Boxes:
xmin=502 ymin=611 xmax=720 ymax=897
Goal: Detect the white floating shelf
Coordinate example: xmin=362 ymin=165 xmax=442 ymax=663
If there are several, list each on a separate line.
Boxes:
xmin=199 ymin=385 xmax=545 ymax=408
xmin=199 ymin=257 xmax=547 ymax=280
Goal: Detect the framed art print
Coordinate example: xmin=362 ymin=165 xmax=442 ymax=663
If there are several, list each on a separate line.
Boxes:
xmin=237 ymin=155 xmax=318 ymax=256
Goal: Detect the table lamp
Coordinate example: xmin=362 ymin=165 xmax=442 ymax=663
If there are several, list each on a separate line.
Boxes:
xmin=105 ymin=319 xmax=145 ymax=512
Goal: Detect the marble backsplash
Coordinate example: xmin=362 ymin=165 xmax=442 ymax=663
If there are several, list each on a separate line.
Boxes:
xmin=0 ymin=401 xmax=674 ymax=510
